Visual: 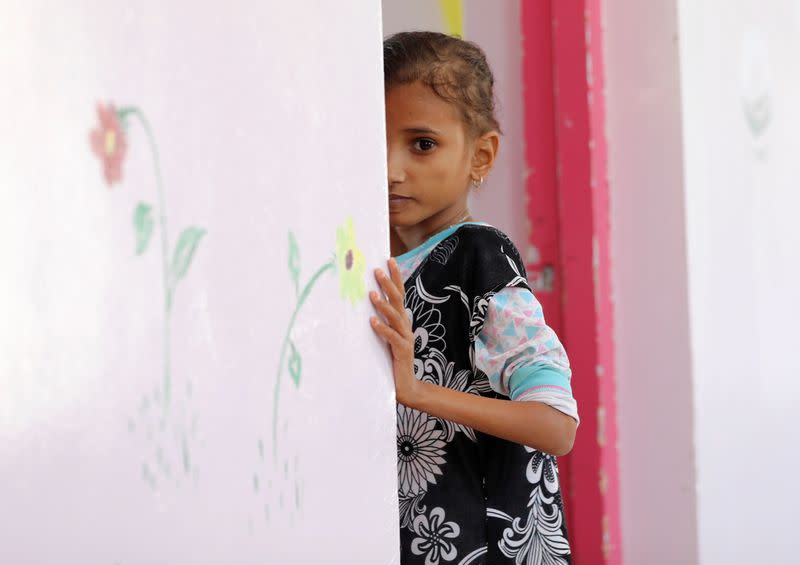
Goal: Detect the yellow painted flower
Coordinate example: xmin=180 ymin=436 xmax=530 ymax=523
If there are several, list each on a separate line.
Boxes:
xmin=335 ymin=218 xmax=366 ymax=306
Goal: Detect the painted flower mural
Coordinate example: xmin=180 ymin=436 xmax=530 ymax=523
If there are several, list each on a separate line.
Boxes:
xmin=739 ymin=29 xmax=772 ymax=141
xmin=89 ymin=103 xmax=128 ymax=186
xmin=336 ymin=217 xmax=367 ymax=306
xmin=90 ymin=101 xmax=206 ymax=487
xmin=271 ymin=218 xmax=367 ymax=459
xmin=90 ymin=101 xmax=206 ymax=413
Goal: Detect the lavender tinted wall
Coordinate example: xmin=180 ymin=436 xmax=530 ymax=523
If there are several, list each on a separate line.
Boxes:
xmin=0 ymin=2 xmax=399 ymax=563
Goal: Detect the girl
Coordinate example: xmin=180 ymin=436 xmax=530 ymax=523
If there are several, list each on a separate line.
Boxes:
xmin=369 ymin=32 xmax=579 ymax=565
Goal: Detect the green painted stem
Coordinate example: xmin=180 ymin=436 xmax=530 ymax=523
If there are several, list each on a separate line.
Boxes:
xmin=126 ymin=107 xmax=173 ymax=415
xmin=272 ymin=259 xmax=336 ymax=461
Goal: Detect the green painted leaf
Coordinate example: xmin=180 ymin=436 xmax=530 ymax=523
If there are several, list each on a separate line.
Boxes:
xmin=288 ymin=342 xmax=302 ymax=388
xmin=171 ymin=226 xmax=206 ymax=283
xmin=133 ymin=202 xmax=154 ymax=255
xmin=288 ymin=231 xmax=300 ymax=294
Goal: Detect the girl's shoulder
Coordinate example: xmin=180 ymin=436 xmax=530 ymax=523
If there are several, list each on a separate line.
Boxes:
xmin=451 ymin=223 xmax=522 ymax=257
xmin=427 ymin=223 xmax=529 ymax=297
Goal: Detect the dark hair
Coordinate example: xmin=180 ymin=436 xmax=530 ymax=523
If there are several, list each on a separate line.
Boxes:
xmin=383 ymin=31 xmax=501 ymax=136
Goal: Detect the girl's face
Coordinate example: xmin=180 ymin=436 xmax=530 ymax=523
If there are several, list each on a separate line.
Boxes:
xmin=385 ymin=81 xmax=475 ymax=229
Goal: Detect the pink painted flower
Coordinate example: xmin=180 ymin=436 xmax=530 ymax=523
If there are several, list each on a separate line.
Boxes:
xmin=89 ymin=103 xmax=127 ymax=186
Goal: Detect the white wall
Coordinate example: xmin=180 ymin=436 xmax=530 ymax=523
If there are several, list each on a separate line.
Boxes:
xmin=677 ymin=0 xmax=800 ymax=563
xmin=0 ymin=2 xmax=398 ymax=563
xmin=381 ymin=1 xmax=528 ymax=251
xmin=608 ymin=0 xmax=800 ymax=563
xmin=604 ymin=2 xmax=699 ymax=564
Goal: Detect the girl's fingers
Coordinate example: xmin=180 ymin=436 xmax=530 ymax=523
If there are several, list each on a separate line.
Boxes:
xmin=375 ymin=267 xmax=404 ymax=311
xmin=370 ymin=291 xmax=404 ymax=329
xmin=371 ymin=260 xmax=412 ymax=349
xmin=372 ymin=318 xmax=412 ymax=361
xmin=388 ymin=259 xmax=405 ymax=298
xmin=370 ymin=316 xmax=403 ymax=348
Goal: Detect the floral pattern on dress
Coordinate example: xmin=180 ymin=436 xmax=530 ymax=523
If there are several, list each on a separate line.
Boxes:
xmin=430 ymin=235 xmax=459 ymax=265
xmin=490 ymin=447 xmax=570 ymax=565
xmin=395 ymin=224 xmax=573 ymax=564
xmin=411 ymin=507 xmax=461 ymax=565
xmin=469 ymin=291 xmax=496 ymax=342
xmin=406 ymin=277 xmax=448 ymax=356
xmin=416 ymin=348 xmax=490 ymax=442
xmin=397 ymin=404 xmax=448 ymax=497
xmin=399 ymin=492 xmax=428 ymax=529
xmin=398 ymin=276 xmax=485 ymax=533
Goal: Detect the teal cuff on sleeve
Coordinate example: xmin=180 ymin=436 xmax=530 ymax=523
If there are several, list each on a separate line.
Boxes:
xmin=508 ymin=362 xmax=573 ymax=401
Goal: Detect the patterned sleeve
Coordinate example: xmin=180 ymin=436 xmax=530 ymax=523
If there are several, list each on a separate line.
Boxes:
xmin=474 ymin=287 xmax=579 ymax=423
xmin=456 ymin=226 xmax=578 ymax=423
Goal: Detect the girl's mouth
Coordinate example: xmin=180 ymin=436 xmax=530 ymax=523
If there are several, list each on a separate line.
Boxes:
xmin=389 ymin=194 xmax=413 ymax=211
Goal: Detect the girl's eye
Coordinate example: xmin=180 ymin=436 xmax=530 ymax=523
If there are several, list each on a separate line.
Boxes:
xmin=412 ymin=138 xmax=437 ymax=152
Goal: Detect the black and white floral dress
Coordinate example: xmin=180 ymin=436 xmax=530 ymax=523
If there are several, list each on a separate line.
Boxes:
xmin=395 ymin=223 xmax=576 ymax=565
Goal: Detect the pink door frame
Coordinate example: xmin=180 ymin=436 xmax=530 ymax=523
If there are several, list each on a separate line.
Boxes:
xmin=521 ymin=2 xmax=621 ymax=564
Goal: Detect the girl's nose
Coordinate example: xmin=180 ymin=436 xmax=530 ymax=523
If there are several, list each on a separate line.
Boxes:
xmin=387 ymin=151 xmax=406 ymax=187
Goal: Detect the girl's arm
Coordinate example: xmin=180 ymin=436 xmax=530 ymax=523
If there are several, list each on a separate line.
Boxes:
xmin=413 ymin=381 xmax=576 ymax=457
xmin=370 ymin=259 xmax=577 ymax=457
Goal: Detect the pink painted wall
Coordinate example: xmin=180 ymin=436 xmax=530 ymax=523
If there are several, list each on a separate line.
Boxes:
xmin=603 ymin=1 xmax=700 ymax=563
xmin=537 ymin=1 xmax=622 ymax=561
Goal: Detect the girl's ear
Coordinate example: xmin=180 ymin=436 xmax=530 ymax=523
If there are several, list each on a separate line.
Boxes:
xmin=470 ymin=130 xmax=500 ymax=183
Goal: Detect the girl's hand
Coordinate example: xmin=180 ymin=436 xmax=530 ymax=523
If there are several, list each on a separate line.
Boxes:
xmin=370 ymin=259 xmax=421 ymax=407
xmin=368 ymin=261 xmax=576 ymax=456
